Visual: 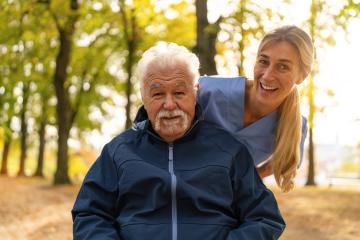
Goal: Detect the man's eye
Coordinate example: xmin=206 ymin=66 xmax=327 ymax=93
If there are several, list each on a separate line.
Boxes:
xmin=175 ymin=92 xmax=185 ymax=96
xmin=152 ymin=92 xmax=163 ymax=97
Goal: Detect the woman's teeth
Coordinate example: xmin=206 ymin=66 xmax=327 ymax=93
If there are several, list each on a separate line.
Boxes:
xmin=261 ymin=82 xmax=277 ymax=90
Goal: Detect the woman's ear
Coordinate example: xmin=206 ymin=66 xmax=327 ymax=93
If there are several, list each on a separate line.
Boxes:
xmin=296 ymin=70 xmax=308 ymax=85
xmin=296 ymin=77 xmax=306 ymax=85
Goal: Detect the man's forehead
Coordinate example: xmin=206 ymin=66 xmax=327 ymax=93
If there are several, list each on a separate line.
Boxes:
xmin=148 ymin=80 xmax=189 ymax=89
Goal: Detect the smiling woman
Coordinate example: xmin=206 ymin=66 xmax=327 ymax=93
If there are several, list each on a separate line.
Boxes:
xmin=248 ymin=40 xmax=304 ymax=123
xmin=198 ymin=25 xmax=314 ymax=192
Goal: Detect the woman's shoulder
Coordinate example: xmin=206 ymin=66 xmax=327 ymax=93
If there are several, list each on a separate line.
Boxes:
xmin=245 ymin=79 xmax=254 ymax=89
xmin=197 ymin=75 xmax=247 ymax=134
xmin=198 ymin=75 xmax=247 ymax=97
xmin=199 ymin=75 xmax=246 ymax=85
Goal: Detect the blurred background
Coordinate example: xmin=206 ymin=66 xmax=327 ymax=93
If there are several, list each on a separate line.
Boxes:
xmin=0 ymin=0 xmax=359 ymax=239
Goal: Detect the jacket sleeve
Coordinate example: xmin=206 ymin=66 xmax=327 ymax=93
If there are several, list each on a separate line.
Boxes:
xmin=226 ymin=146 xmax=286 ymax=240
xmin=72 ymin=144 xmax=122 ymax=240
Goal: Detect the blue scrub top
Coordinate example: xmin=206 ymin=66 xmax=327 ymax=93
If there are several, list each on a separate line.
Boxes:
xmin=197 ymin=76 xmax=307 ymax=166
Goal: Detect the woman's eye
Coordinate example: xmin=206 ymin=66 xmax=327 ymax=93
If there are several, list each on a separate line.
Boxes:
xmin=279 ymin=64 xmax=289 ymax=71
xmin=258 ymin=59 xmax=268 ymax=65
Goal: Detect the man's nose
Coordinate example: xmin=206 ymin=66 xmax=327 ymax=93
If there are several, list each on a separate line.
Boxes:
xmin=163 ymin=94 xmax=177 ymax=110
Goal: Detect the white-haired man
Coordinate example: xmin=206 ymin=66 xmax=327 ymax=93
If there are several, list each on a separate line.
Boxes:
xmin=72 ymin=42 xmax=285 ymax=240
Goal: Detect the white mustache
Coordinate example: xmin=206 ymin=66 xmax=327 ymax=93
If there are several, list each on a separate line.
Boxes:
xmin=154 ymin=109 xmax=188 ymax=131
xmin=156 ymin=109 xmax=186 ymax=119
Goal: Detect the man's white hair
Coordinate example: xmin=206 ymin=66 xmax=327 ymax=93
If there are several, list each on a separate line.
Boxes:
xmin=137 ymin=42 xmax=200 ymax=96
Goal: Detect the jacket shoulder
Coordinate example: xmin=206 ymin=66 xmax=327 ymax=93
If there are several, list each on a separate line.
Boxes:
xmin=106 ymin=127 xmax=142 ymax=158
xmin=198 ymin=121 xmax=249 ymax=157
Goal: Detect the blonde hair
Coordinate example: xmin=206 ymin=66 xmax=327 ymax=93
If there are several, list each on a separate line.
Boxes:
xmin=257 ymin=26 xmax=314 ymax=192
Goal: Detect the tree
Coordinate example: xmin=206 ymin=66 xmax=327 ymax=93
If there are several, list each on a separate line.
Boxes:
xmin=51 ymin=0 xmax=80 ymax=184
xmin=230 ymin=0 xmax=275 ymax=75
xmin=193 ymin=0 xmax=220 ymax=75
xmin=119 ymin=0 xmax=139 ymax=129
xmin=0 ymin=0 xmax=29 ymax=175
xmin=17 ymin=81 xmax=31 ymax=176
xmin=304 ymin=0 xmax=360 ymax=186
xmin=48 ymin=0 xmax=127 ymax=183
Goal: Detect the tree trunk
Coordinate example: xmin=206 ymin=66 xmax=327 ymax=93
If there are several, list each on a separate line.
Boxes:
xmin=34 ymin=119 xmax=46 ymax=177
xmin=0 ymin=140 xmax=11 ymax=175
xmin=305 ymin=0 xmax=317 ymax=186
xmin=52 ymin=0 xmax=79 ymax=185
xmin=305 ymin=73 xmax=316 ymax=186
xmin=124 ymin=44 xmax=134 ymax=129
xmin=237 ymin=0 xmax=246 ymax=76
xmin=54 ymin=119 xmax=71 ymax=184
xmin=17 ymin=83 xmax=30 ymax=176
xmin=1 ymin=118 xmax=12 ymax=175
xmin=17 ymin=110 xmax=27 ymax=176
xmin=193 ymin=0 xmax=219 ymax=75
xmin=53 ymin=25 xmax=76 ymax=184
xmin=305 ymin=74 xmax=316 ymax=186
xmin=119 ymin=4 xmax=137 ymax=129
xmin=53 ymin=28 xmax=73 ymax=184
xmin=306 ymin=127 xmax=316 ymax=185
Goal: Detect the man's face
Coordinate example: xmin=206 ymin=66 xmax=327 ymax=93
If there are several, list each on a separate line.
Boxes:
xmin=142 ymin=62 xmax=196 ymax=143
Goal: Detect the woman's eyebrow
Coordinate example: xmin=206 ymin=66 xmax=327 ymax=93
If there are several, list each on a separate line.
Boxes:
xmin=260 ymin=54 xmax=293 ymax=64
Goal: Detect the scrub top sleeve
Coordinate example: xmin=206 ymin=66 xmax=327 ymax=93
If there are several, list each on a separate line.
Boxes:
xmin=197 ymin=76 xmax=246 ymax=132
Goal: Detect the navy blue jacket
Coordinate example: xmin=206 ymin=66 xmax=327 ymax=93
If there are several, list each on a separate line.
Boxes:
xmin=72 ymin=106 xmax=285 ymax=240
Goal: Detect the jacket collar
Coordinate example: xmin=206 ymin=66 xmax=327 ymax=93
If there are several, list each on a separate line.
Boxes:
xmin=133 ymin=104 xmax=203 ymax=143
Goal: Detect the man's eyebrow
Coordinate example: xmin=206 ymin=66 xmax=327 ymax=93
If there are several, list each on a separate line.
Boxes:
xmin=149 ymin=83 xmax=163 ymax=91
xmin=175 ymin=81 xmax=188 ymax=88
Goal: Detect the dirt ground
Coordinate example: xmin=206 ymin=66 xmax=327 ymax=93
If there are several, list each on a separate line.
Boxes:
xmin=0 ymin=176 xmax=359 ymax=240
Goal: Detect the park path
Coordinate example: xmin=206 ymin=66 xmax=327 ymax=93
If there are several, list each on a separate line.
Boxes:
xmin=0 ymin=176 xmax=79 ymax=240
xmin=1 ymin=175 xmax=360 ymax=239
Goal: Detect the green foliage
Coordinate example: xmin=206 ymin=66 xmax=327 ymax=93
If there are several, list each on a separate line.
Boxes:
xmin=3 ymin=0 xmax=357 ymax=179
xmin=215 ymin=0 xmax=280 ymax=75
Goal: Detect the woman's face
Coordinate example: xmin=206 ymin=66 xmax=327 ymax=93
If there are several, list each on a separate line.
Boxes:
xmin=253 ymin=41 xmax=304 ymax=109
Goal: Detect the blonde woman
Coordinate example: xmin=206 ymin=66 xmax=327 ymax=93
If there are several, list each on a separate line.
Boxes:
xmin=198 ymin=25 xmax=314 ymax=192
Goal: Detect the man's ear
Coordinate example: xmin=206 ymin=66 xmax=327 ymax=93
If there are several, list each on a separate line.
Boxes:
xmin=195 ymin=82 xmax=200 ymax=97
xmin=140 ymin=91 xmax=146 ymax=110
xmin=141 ymin=100 xmax=147 ymax=111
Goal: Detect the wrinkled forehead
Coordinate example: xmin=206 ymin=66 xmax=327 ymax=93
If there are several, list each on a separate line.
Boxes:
xmin=143 ymin=61 xmax=194 ymax=86
xmin=148 ymin=81 xmax=188 ymax=90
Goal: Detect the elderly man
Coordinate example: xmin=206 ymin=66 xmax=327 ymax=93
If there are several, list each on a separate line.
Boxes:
xmin=72 ymin=42 xmax=285 ymax=240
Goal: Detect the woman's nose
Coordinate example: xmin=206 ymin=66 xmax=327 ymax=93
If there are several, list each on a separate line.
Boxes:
xmin=261 ymin=66 xmax=276 ymax=81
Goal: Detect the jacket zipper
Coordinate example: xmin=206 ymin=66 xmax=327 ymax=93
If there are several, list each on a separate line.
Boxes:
xmin=168 ymin=144 xmax=177 ymax=240
xmin=144 ymin=119 xmax=200 ymax=240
